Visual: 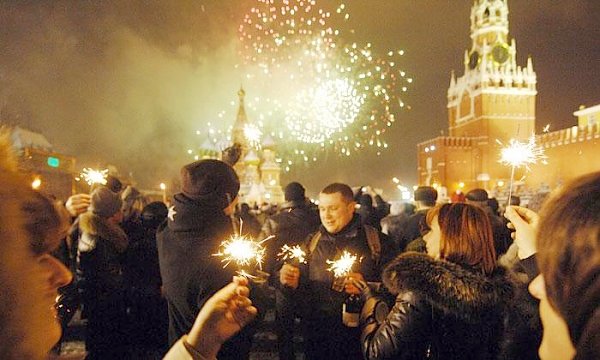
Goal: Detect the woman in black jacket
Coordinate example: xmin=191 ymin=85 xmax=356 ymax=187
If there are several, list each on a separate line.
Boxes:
xmin=360 ymin=203 xmax=515 ymax=360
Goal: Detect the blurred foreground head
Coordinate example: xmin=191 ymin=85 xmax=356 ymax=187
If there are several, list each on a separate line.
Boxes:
xmin=0 ymin=129 xmax=71 ymax=359
xmin=536 ymin=171 xmax=600 ymax=358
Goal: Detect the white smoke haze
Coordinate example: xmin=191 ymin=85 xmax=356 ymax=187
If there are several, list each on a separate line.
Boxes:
xmin=0 ymin=1 xmax=249 ymax=189
xmin=1 ymin=0 xmax=598 ymax=195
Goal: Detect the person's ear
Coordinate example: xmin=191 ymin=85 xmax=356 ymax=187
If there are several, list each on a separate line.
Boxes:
xmin=348 ymin=201 xmax=357 ymax=212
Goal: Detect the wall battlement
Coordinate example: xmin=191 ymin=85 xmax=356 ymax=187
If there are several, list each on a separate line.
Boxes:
xmin=537 ymin=123 xmax=600 ymax=148
xmin=418 ymin=136 xmax=477 ymax=150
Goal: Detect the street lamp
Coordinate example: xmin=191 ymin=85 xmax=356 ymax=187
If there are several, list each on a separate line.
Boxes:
xmin=32 ymin=177 xmax=42 ymax=190
xmin=160 ymin=183 xmax=167 ymax=203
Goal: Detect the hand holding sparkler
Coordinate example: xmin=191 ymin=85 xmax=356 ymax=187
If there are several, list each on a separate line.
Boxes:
xmin=277 ymin=244 xmax=306 ymax=289
xmin=504 ymin=206 xmax=539 ymax=260
xmin=344 ymin=272 xmax=365 ymax=295
xmin=65 ymin=193 xmax=91 ymax=217
xmin=279 ymin=264 xmax=300 ymax=289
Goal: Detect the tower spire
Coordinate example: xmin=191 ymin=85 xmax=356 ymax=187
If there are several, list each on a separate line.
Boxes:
xmin=232 ymin=86 xmax=248 ymax=147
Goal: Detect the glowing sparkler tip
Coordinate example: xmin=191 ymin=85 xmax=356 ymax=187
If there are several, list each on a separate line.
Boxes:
xmin=80 ymin=168 xmax=109 ymax=186
xmin=499 ymin=135 xmax=547 ymax=170
xmin=326 ymin=250 xmax=359 ymax=278
xmin=213 ymin=232 xmax=273 ymax=274
xmin=278 ymin=244 xmax=307 ymax=264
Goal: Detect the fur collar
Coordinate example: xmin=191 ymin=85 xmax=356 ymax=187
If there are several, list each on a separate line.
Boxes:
xmin=79 ymin=212 xmax=128 ymax=252
xmin=383 ymin=252 xmax=514 ymax=321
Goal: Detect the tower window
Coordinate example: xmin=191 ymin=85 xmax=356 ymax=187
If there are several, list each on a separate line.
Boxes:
xmin=484 ymin=8 xmax=490 ymax=18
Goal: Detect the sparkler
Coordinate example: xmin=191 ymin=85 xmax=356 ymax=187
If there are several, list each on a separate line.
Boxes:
xmin=80 ymin=168 xmax=108 ymax=186
xmin=326 ymin=250 xmax=359 ymax=278
xmin=499 ymin=135 xmax=547 ymax=206
xmin=278 ymin=244 xmax=307 ymax=265
xmin=213 ymin=234 xmax=271 ymax=270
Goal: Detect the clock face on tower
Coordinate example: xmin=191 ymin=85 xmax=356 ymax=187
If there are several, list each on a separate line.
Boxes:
xmin=469 ymin=51 xmax=480 ymax=70
xmin=492 ymin=43 xmax=509 ymax=64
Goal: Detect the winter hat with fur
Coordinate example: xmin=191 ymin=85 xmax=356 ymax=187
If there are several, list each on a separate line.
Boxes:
xmin=90 ymin=186 xmax=123 ymax=218
xmin=180 ymin=159 xmax=240 ymax=209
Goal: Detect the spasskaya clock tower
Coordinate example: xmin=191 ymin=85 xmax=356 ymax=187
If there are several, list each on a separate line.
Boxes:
xmin=418 ymin=0 xmax=538 ymax=192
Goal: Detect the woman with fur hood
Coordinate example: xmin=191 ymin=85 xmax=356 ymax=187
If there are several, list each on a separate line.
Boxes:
xmin=359 ymin=203 xmax=515 ymax=359
xmin=77 ymin=185 xmax=130 ymax=358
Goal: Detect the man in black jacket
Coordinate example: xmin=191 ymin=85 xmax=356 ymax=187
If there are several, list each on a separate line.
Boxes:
xmin=465 ymin=188 xmax=513 ymax=256
xmin=279 ymin=183 xmax=395 ymax=360
xmin=395 ymin=186 xmax=437 ymax=252
xmin=260 ymin=181 xmax=320 ymax=360
xmin=157 ymin=159 xmax=255 ymax=360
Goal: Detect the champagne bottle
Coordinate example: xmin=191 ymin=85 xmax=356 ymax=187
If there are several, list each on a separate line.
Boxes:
xmin=342 ymin=294 xmax=362 ymax=327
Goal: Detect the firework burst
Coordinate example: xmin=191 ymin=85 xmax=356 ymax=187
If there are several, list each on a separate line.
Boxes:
xmin=234 ymin=0 xmax=411 ymax=167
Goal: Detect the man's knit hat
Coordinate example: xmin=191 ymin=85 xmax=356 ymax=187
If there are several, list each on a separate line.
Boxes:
xmin=90 ymin=186 xmax=123 ymax=218
xmin=180 ymin=159 xmax=240 ymax=209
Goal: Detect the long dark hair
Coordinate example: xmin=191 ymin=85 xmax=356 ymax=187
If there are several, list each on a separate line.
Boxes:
xmin=427 ymin=203 xmax=497 ymax=275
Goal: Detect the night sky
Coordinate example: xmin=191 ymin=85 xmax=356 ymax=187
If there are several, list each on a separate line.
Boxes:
xmin=1 ymin=0 xmax=598 ymax=198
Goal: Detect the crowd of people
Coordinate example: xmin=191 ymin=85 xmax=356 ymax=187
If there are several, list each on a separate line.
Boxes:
xmin=0 ymin=128 xmax=598 ymax=360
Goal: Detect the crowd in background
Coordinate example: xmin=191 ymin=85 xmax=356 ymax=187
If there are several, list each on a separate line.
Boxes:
xmin=0 ymin=132 xmax=598 ymax=359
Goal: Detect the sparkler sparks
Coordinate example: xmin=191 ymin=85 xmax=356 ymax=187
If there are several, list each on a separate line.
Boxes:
xmin=326 ymin=250 xmax=359 ymax=278
xmin=499 ymin=135 xmax=547 ymax=205
xmin=278 ymin=244 xmax=307 ymax=264
xmin=499 ymin=136 xmax=546 ymax=171
xmin=213 ymin=235 xmax=269 ymax=270
xmin=80 ymin=168 xmax=108 ymax=186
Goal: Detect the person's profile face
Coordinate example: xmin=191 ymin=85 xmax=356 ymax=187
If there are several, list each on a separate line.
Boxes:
xmin=31 ymin=251 xmax=73 ymax=353
xmin=318 ymin=192 xmax=355 ymax=234
xmin=528 ymin=275 xmax=575 ymax=360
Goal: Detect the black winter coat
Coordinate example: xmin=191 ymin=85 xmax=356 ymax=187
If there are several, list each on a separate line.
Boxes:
xmin=361 ymin=252 xmax=515 ymax=360
xmin=156 ymin=194 xmax=236 ymax=344
xmin=395 ymin=209 xmax=429 ymax=252
xmin=296 ymin=215 xmax=396 ymax=317
xmin=260 ymin=200 xmax=320 ymax=276
xmin=77 ymin=212 xmax=129 ymax=305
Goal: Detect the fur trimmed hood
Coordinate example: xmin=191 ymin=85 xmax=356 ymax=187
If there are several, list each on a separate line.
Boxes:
xmin=79 ymin=212 xmax=128 ymax=252
xmin=383 ymin=252 xmax=515 ymax=322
